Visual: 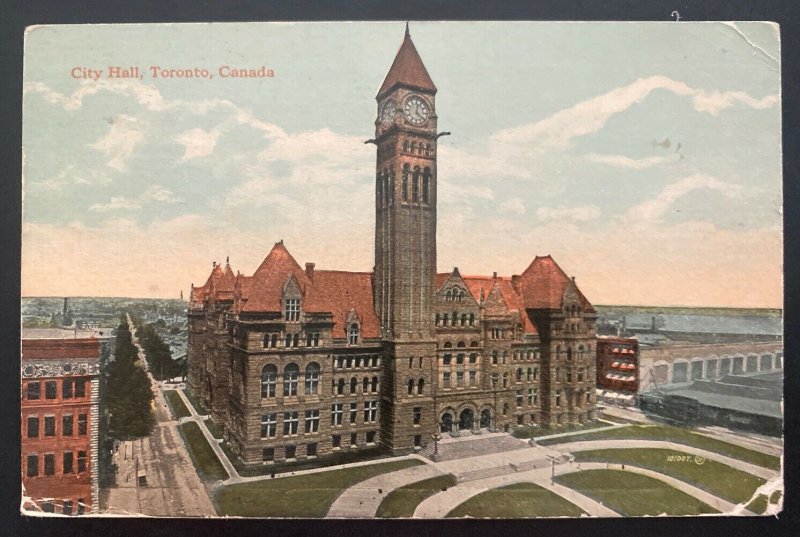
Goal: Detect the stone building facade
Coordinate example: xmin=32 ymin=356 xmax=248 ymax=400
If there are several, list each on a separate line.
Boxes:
xmin=188 ymin=27 xmax=598 ymax=465
xmin=21 ymin=338 xmax=100 ymax=515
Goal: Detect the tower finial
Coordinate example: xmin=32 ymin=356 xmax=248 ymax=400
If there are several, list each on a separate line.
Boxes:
xmin=405 ymin=21 xmax=410 ymax=38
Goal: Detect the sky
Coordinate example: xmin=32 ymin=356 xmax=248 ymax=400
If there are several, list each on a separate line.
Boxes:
xmin=21 ymin=22 xmax=782 ymax=307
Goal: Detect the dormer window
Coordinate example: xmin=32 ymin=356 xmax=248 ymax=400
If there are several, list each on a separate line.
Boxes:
xmin=285 ymin=298 xmax=300 ymax=321
xmin=348 ymin=323 xmax=360 ymax=345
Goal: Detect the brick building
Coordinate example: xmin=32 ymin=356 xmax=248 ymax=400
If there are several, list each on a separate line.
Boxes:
xmin=21 ymin=338 xmax=100 ymax=515
xmin=595 ymin=336 xmax=639 ymax=403
xmin=188 ymin=27 xmax=598 ymax=466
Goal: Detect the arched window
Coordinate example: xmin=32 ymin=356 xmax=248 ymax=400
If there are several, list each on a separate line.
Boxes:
xmin=527 ymin=368 xmax=533 ymax=381
xmin=337 ymin=378 xmax=345 ymax=395
xmin=402 ymin=164 xmax=409 ymax=201
xmin=443 ymin=313 xmax=449 ymax=325
xmin=502 ymin=402 xmax=509 ymax=416
xmin=371 ymin=376 xmax=379 ymax=393
xmin=492 ymin=351 xmax=498 ymax=365
xmin=283 ymin=363 xmax=299 ymax=396
xmin=461 ymin=313 xmax=467 ymax=326
xmin=435 ymin=313 xmax=441 ymax=325
xmin=444 ymin=341 xmax=453 ymax=349
xmin=445 ymin=289 xmax=452 ymax=301
xmin=305 ymin=362 xmax=320 ymax=394
xmin=555 ymin=345 xmax=561 ymax=359
xmin=412 ymin=166 xmax=420 ymax=202
xmin=350 ymin=377 xmax=358 ymax=394
xmin=567 ymin=347 xmax=573 ymax=361
xmin=502 ymin=372 xmax=509 ymax=388
xmin=261 ymin=364 xmax=277 ymax=398
xmin=469 ymin=313 xmax=475 ymax=326
xmin=470 ymin=340 xmax=478 ymax=347
xmin=578 ymin=345 xmax=585 ymax=360
xmin=348 ymin=323 xmax=360 ymax=345
xmin=422 ymin=168 xmax=430 ymax=203
xmin=417 ymin=378 xmax=425 ymax=395
xmin=362 ymin=377 xmax=369 ymax=393
xmin=516 ymin=368 xmax=523 ymax=382
xmin=408 ymin=379 xmax=414 ymax=395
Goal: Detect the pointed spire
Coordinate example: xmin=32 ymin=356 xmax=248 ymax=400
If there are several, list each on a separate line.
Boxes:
xmin=226 ymin=256 xmax=230 ymax=265
xmin=377 ymin=24 xmax=437 ymax=98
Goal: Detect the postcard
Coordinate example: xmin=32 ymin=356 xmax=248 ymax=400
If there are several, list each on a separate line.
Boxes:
xmin=20 ymin=21 xmax=782 ymax=518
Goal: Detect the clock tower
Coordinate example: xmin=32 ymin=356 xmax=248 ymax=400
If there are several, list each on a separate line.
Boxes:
xmin=374 ymin=25 xmax=439 ymax=453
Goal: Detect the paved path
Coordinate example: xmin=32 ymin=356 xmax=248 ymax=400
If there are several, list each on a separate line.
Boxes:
xmin=550 ymin=439 xmax=779 ymax=479
xmin=695 ymin=426 xmax=783 ymax=457
xmin=328 ymin=463 xmax=447 ymax=518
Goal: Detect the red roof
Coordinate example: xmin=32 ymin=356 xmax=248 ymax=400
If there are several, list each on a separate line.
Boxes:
xmin=243 ymin=242 xmax=311 ymax=313
xmin=518 ymin=255 xmax=594 ymax=311
xmin=378 ymin=27 xmax=437 ymax=98
xmin=305 ymin=271 xmax=380 ymax=339
xmin=22 ymin=338 xmax=100 ymax=360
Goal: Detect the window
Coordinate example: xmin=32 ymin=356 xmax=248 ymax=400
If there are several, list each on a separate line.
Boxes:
xmin=26 ymin=455 xmax=38 ymax=477
xmin=516 ymin=390 xmax=524 ymax=407
xmin=492 ymin=351 xmax=498 ymax=365
xmin=443 ymin=354 xmax=451 ymax=366
xmin=469 ymin=313 xmax=475 ymax=326
xmin=402 ymin=164 xmax=409 ymax=201
xmin=44 ymin=416 xmax=55 ymax=437
xmin=362 ymin=377 xmax=369 ymax=392
xmin=456 ymin=353 xmax=464 ymax=365
xmin=435 ymin=313 xmax=441 ymax=325
xmin=502 ymin=373 xmax=509 ymax=388
xmin=469 ymin=371 xmax=477 ymax=385
xmin=78 ymin=414 xmax=87 ymax=435
xmin=285 ymin=298 xmax=300 ymax=321
xmin=350 ymin=377 xmax=358 ymax=394
xmin=417 ymin=378 xmax=425 ymax=395
xmin=469 ymin=353 xmax=477 ymax=364
xmin=62 ymin=380 xmax=73 ymax=399
xmin=366 ymin=431 xmax=376 ymax=444
xmin=556 ymin=390 xmax=562 ymax=407
xmin=413 ymin=407 xmax=421 ymax=424
xmin=422 ymin=169 xmax=430 ymax=204
xmin=414 ymin=434 xmax=422 ymax=447
xmin=63 ymin=500 xmax=73 ymax=516
xmin=63 ymin=415 xmax=73 ymax=436
xmin=527 ymin=368 xmax=533 ymax=381
xmin=45 ymin=381 xmax=57 ymax=399
xmin=261 ymin=413 xmax=277 ymax=438
xmin=44 ymin=454 xmax=55 ymax=475
xmin=332 ymin=434 xmax=341 ymax=448
xmin=262 ymin=448 xmax=275 ymax=461
xmin=364 ymin=400 xmax=378 ymax=422
xmin=305 ymin=362 xmax=320 ymax=395
xmin=63 ymin=452 xmax=74 ymax=473
xmin=350 ymin=432 xmax=358 ymax=446
xmin=76 ymin=380 xmax=87 ymax=398
xmin=371 ymin=376 xmax=379 ymax=393
xmin=516 ymin=368 xmax=523 ymax=382
xmin=408 ymin=379 xmax=414 ymax=395
xmin=307 ymin=443 xmax=318 ymax=457
xmin=412 ymin=167 xmax=419 ymax=201
xmin=283 ymin=412 xmax=299 ymax=435
xmin=284 ymin=363 xmax=299 ymax=396
xmin=528 ymin=388 xmax=536 ymax=406
xmin=27 ymin=417 xmax=39 ymax=438
xmin=313 ymin=333 xmax=320 ymax=347
xmin=502 ymin=402 xmax=509 ymax=416
xmin=42 ymin=502 xmax=55 ymax=513
xmin=331 ymin=404 xmax=343 ymax=426
xmin=261 ymin=364 xmax=277 ymax=397
xmin=77 ymin=451 xmax=87 ymax=473
xmin=349 ymin=402 xmax=358 ymax=424
xmin=348 ymin=323 xmax=360 ymax=345
xmin=26 ymin=382 xmax=40 ymax=400
xmin=456 ymin=371 xmax=464 ymax=386
xmin=337 ymin=378 xmax=345 ymax=395
xmin=77 ymin=499 xmax=85 ymax=515
xmin=305 ymin=410 xmax=320 ymax=433
xmin=443 ymin=372 xmax=451 ymax=388
xmin=460 ymin=313 xmax=466 ymax=326
xmin=285 ymin=445 xmax=296 ymax=459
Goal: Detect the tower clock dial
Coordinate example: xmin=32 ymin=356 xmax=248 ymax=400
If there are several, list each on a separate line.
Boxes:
xmin=403 ymin=96 xmax=429 ymax=125
xmin=379 ymin=100 xmax=396 ymax=126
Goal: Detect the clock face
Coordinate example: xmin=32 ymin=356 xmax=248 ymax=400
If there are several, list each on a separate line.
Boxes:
xmin=379 ymin=100 xmax=396 ymax=126
xmin=403 ymin=96 xmax=429 ymax=125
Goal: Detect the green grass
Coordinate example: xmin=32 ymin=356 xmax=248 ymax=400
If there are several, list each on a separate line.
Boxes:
xmin=445 ymin=482 xmax=585 ymax=518
xmin=513 ymin=419 xmax=608 ymax=439
xmin=214 ymin=459 xmax=423 ymax=517
xmin=573 ymin=448 xmax=766 ymax=504
xmin=555 ymin=470 xmax=718 ymax=516
xmin=182 ymin=388 xmax=208 ymax=415
xmin=164 ymin=390 xmax=191 ymax=419
xmin=204 ymin=418 xmax=224 ymax=439
xmin=376 ymin=474 xmax=457 ymax=518
xmin=538 ymin=424 xmax=781 ymax=470
xmin=179 ymin=421 xmax=229 ymax=481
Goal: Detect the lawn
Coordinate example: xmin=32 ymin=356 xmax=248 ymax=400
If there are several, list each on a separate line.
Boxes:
xmin=376 ymin=474 xmax=457 ymax=518
xmin=555 ymin=470 xmax=718 ymax=516
xmin=538 ymin=424 xmax=780 ymax=470
xmin=446 ymin=482 xmax=586 ymax=518
xmin=572 ymin=448 xmax=766 ymax=504
xmin=164 ymin=390 xmax=191 ymax=419
xmin=182 ymin=388 xmax=208 ymax=415
xmin=215 ymin=459 xmax=424 ymax=517
xmin=204 ymin=418 xmax=224 ymax=440
xmin=513 ymin=419 xmax=608 ymax=439
xmin=179 ymin=421 xmax=229 ymax=481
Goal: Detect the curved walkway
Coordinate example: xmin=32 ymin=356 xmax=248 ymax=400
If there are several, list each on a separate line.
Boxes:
xmin=327 ymin=464 xmax=447 ymax=518
xmin=550 ymin=439 xmax=779 ymax=480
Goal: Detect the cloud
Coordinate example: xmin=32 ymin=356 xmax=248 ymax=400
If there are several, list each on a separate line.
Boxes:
xmin=626 ymin=174 xmax=743 ymax=221
xmin=175 ymin=128 xmax=221 ymax=160
xmin=34 ymin=166 xmax=112 ymax=190
xmin=143 ymin=185 xmax=178 ymax=203
xmin=584 ymin=153 xmax=671 ymax=170
xmin=537 ymin=205 xmax=601 ymax=222
xmin=89 ymin=114 xmax=144 ymax=171
xmin=89 ymin=196 xmax=141 ymax=212
xmin=500 ymin=198 xmax=526 ymax=215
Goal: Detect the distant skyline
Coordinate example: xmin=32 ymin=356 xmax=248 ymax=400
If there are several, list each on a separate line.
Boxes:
xmin=22 ymin=22 xmax=782 ymax=307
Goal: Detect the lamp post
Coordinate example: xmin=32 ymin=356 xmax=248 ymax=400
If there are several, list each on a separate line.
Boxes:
xmin=432 ymin=432 xmax=441 ymax=461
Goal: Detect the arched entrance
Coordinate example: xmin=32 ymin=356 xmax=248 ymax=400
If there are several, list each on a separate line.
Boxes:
xmin=479 ymin=408 xmax=492 ymax=430
xmin=440 ymin=412 xmax=453 ymax=433
xmin=459 ymin=408 xmax=474 ymax=431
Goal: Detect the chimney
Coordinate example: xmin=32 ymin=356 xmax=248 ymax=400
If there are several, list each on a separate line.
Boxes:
xmin=511 ymin=275 xmax=521 ymax=292
xmin=212 ymin=261 xmax=217 ymax=268
xmin=305 ymin=262 xmax=316 ymax=280
xmin=571 ymin=276 xmax=576 ymax=282
xmin=492 ymin=271 xmax=498 ymax=280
